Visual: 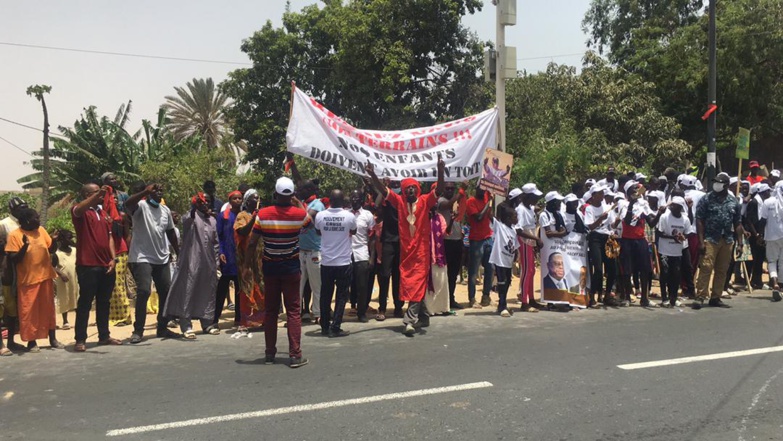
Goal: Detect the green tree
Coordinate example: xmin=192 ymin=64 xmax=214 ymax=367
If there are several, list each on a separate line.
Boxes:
xmin=221 ymin=0 xmax=490 ymax=191
xmin=505 ymin=56 xmax=691 ymax=191
xmin=163 ymin=78 xmax=233 ymax=150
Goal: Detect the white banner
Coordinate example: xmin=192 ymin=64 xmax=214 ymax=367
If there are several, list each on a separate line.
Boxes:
xmin=286 ymin=86 xmax=498 ymax=181
xmin=540 ymin=230 xmax=589 ymax=308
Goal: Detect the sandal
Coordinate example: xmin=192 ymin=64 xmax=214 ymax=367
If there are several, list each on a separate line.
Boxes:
xmin=206 ymin=327 xmax=220 ymax=335
xmin=74 ymin=342 xmax=87 ymax=352
xmin=98 ymin=337 xmax=123 ymax=346
xmin=375 ymin=313 xmax=386 ymax=322
xmin=61 ymin=323 xmax=71 ymax=330
xmin=183 ymin=331 xmax=197 ymax=340
xmin=50 ymin=340 xmax=66 ymax=349
xmin=0 ymin=347 xmax=12 ymax=356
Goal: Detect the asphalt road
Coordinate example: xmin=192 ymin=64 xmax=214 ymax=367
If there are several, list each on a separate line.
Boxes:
xmin=1 ymin=293 xmax=782 ymax=441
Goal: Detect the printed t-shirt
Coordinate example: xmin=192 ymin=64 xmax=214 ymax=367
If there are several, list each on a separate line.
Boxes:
xmin=656 ymin=211 xmax=691 ymax=257
xmin=315 ymin=208 xmax=357 ymax=266
xmin=489 ymin=219 xmax=519 ymax=268
xmin=5 ymin=227 xmax=56 ymax=286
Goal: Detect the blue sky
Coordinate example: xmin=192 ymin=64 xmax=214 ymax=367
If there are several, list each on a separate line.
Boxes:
xmin=0 ymin=0 xmax=592 ymax=191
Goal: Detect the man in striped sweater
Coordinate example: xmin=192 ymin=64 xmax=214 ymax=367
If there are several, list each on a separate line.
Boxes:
xmin=248 ymin=177 xmax=311 ymax=368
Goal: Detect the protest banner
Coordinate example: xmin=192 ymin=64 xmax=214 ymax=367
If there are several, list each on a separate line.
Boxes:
xmin=736 ymin=127 xmax=750 ymax=160
xmin=540 ymin=230 xmax=589 ymax=308
xmin=286 ymin=85 xmax=498 ymax=181
xmin=479 ymin=148 xmax=513 ymax=196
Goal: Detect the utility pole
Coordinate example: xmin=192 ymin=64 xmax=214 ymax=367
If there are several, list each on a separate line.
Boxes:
xmin=706 ymin=0 xmax=717 ymax=182
xmin=26 ymin=84 xmax=52 ymax=226
xmin=492 ymin=0 xmax=516 ymax=153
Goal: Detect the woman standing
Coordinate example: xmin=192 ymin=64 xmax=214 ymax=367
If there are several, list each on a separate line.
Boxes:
xmin=234 ymin=189 xmax=265 ymax=331
xmin=52 ymin=230 xmax=78 ymax=330
xmin=424 ymin=206 xmax=450 ymax=315
xmin=4 ymin=208 xmax=64 ymax=352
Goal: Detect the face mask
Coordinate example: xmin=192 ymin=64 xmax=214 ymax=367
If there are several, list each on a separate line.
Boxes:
xmin=147 ymin=198 xmax=160 ymax=208
xmin=713 ymin=183 xmax=726 ymax=193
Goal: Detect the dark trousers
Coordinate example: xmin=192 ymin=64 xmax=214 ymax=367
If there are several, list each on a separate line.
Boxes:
xmin=378 ymin=241 xmax=402 ymax=314
xmin=320 ymin=264 xmax=352 ymax=333
xmin=264 ymin=273 xmax=302 ymax=358
xmin=494 ymin=265 xmax=512 ymax=313
xmin=350 ymin=260 xmax=371 ymax=318
xmin=659 ymin=255 xmax=682 ymax=305
xmin=215 ymin=274 xmax=239 ymax=324
xmin=445 ymin=240 xmax=463 ymax=305
xmin=750 ymin=240 xmax=766 ymax=287
xmin=130 ymin=262 xmax=172 ymax=335
xmin=588 ymin=233 xmax=615 ymax=298
xmin=75 ymin=266 xmax=116 ymax=342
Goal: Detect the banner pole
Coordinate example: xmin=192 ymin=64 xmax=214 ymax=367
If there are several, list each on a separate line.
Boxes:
xmin=736 ymin=158 xmax=742 ymax=196
xmin=289 ymin=81 xmax=296 ymax=121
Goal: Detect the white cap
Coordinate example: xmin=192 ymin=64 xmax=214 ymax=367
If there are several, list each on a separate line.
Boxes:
xmin=658 ymin=175 xmax=668 ymax=182
xmin=522 ymin=183 xmax=543 ymax=197
xmin=646 ymin=190 xmax=665 ymax=202
xmin=275 ymin=177 xmax=295 ymax=196
xmin=671 ymin=196 xmax=687 ymax=212
xmin=757 ymin=183 xmax=771 ymax=193
xmin=544 ymin=191 xmax=565 ymax=203
xmin=587 ymin=184 xmax=607 ymax=197
xmin=603 ymin=189 xmax=615 ymax=198
xmin=750 ymin=182 xmax=760 ymax=194
xmin=679 ymin=175 xmax=698 ymax=187
xmin=564 ymin=193 xmax=579 ymax=203
xmin=585 ymin=178 xmax=596 ymax=185
xmin=635 ymin=173 xmax=647 ymax=181
xmin=508 ymin=188 xmax=523 ymax=199
xmin=623 ymin=180 xmax=638 ymax=193
xmin=614 ymin=193 xmax=626 ymax=200
xmin=771 ymin=169 xmax=781 ymax=178
xmin=730 ymin=176 xmax=739 ymax=185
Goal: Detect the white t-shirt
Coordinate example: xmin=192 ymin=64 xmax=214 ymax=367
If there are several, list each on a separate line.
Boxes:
xmin=538 ymin=210 xmax=561 ymax=238
xmin=489 ymin=218 xmax=519 ymax=268
xmin=583 ymin=203 xmax=613 ymax=235
xmin=0 ymin=215 xmax=20 ymax=244
xmin=759 ymin=198 xmax=783 ymax=241
xmin=514 ymin=204 xmax=537 ymax=246
xmin=656 ymin=211 xmax=691 ymax=256
xmin=350 ymin=208 xmax=375 ymax=262
xmin=684 ymin=189 xmax=705 ymax=234
xmin=315 ymin=208 xmax=357 ymax=266
xmin=128 ymin=200 xmax=175 ymax=265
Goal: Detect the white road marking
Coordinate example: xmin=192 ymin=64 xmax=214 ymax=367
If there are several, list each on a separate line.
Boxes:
xmin=737 ymin=366 xmax=783 ymax=441
xmin=106 ymin=381 xmax=494 ymax=437
xmin=618 ymin=345 xmax=783 ymax=370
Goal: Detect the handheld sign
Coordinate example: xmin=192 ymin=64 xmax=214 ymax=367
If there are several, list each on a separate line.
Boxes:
xmin=478 ymin=149 xmax=514 ymax=196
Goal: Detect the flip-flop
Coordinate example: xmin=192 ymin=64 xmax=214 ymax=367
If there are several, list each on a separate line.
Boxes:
xmin=61 ymin=323 xmax=71 ymax=330
xmin=183 ymin=331 xmax=197 ymax=340
xmin=375 ymin=314 xmax=386 ymax=321
xmin=206 ymin=327 xmax=220 ymax=335
xmin=0 ymin=347 xmax=12 ymax=356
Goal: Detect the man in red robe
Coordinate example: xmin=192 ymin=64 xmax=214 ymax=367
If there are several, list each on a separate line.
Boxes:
xmin=366 ymin=155 xmax=445 ymax=335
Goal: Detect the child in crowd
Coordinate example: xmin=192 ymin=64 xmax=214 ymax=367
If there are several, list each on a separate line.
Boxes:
xmin=489 ymin=202 xmax=519 ymax=317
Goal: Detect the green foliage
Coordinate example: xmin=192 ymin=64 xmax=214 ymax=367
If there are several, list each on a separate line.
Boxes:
xmin=221 ymin=0 xmax=491 ymax=191
xmin=139 ymin=148 xmax=262 ymax=215
xmin=506 ymin=56 xmax=691 ymax=192
xmin=0 ymin=192 xmax=36 ymax=219
xmin=45 ymin=205 xmax=75 ymax=235
xmin=163 ymin=78 xmax=233 ymax=150
xmin=26 ymin=84 xmax=52 ymax=100
xmin=583 ymin=0 xmax=783 ymax=154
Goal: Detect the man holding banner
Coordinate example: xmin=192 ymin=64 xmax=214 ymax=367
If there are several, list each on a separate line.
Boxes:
xmin=365 ymin=155 xmax=445 ymax=336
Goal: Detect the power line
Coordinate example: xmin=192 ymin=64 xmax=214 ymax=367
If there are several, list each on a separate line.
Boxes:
xmin=0 ymin=135 xmax=33 ymax=156
xmin=517 ymin=52 xmax=584 ymax=61
xmin=0 ymin=116 xmax=42 ymax=132
xmin=0 ymin=41 xmax=253 ymax=66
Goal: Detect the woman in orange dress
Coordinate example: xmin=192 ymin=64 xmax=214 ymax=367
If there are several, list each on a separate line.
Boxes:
xmin=5 ymin=208 xmax=64 ymax=352
xmin=233 ymin=190 xmax=264 ymax=331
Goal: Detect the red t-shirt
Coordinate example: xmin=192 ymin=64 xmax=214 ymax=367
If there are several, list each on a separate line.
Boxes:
xmin=72 ymin=206 xmax=114 ymax=267
xmin=747 ymin=175 xmax=764 ymax=185
xmin=622 ymin=219 xmax=646 ymax=240
xmin=466 ymin=195 xmax=492 ymax=241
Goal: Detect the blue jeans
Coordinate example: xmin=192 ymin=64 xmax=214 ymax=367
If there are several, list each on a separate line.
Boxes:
xmin=468 ymin=237 xmax=494 ymax=302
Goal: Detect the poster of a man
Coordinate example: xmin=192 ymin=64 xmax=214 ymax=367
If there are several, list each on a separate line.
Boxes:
xmin=479 ymin=149 xmax=513 ymax=196
xmin=543 ymin=253 xmax=569 ymax=290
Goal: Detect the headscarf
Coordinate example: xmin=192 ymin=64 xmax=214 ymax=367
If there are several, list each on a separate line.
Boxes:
xmin=401 ymin=178 xmax=421 ymax=197
xmin=242 ymin=189 xmax=258 ymax=211
xmin=227 ymin=190 xmax=242 ymax=200
xmin=191 ymin=192 xmax=207 ymax=206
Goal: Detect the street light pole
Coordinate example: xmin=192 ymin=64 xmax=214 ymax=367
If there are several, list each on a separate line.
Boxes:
xmin=496 ymin=1 xmax=506 ymax=153
xmin=706 ymin=0 xmax=717 ymax=181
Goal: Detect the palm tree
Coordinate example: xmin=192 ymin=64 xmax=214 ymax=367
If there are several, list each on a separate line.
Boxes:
xmin=162 ymin=78 xmax=232 ymax=150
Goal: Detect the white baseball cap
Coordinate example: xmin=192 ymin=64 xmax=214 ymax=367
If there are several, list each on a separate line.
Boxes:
xmin=771 ymin=169 xmax=781 ymax=178
xmin=671 ymin=196 xmax=687 ymax=212
xmin=508 ymin=188 xmax=523 ymax=199
xmin=275 ymin=177 xmax=295 ymax=196
xmin=585 ymin=178 xmax=596 ymax=185
xmin=564 ymin=193 xmax=579 ymax=203
xmin=623 ymin=180 xmax=638 ymax=194
xmin=749 ymin=182 xmax=760 ymax=194
xmin=635 ymin=173 xmax=647 ymax=181
xmin=757 ymin=183 xmax=771 ymax=194
xmin=544 ymin=191 xmax=565 ymax=203
xmin=522 ymin=183 xmax=543 ymax=197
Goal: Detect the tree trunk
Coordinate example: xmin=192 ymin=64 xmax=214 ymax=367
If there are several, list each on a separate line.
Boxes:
xmin=40 ymin=97 xmax=50 ymax=226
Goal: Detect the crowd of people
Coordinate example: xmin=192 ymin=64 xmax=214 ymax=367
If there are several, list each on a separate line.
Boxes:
xmin=0 ymin=156 xmax=781 ymax=368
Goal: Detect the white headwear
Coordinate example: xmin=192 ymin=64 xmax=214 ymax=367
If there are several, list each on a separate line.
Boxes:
xmin=242 ymin=189 xmax=258 ymax=209
xmin=623 ymin=180 xmax=638 ymax=194
xmin=670 ymin=196 xmax=688 ymax=212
